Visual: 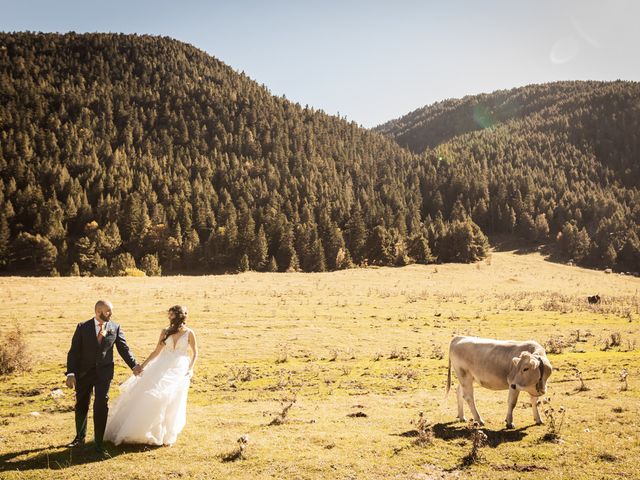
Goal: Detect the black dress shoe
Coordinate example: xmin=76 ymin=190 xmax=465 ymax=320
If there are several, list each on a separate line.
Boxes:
xmin=95 ymin=446 xmax=112 ymax=460
xmin=66 ymin=438 xmax=85 ymax=448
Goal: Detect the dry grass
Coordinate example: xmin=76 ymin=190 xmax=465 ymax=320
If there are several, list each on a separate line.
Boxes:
xmin=0 ymin=249 xmax=639 ymax=479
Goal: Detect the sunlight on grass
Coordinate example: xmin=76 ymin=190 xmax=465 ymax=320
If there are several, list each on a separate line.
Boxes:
xmin=1 ymin=250 xmax=639 ymax=479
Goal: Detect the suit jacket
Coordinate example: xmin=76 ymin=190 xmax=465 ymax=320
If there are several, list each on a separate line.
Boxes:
xmin=66 ymin=318 xmax=138 ymax=380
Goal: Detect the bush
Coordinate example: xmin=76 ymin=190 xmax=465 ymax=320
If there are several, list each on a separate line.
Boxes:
xmin=69 ymin=262 xmax=81 ymax=276
xmin=544 ymin=335 xmax=572 ymax=354
xmin=124 ymin=267 xmax=146 ymax=277
xmin=237 ymin=253 xmax=250 ymax=273
xmin=267 ymin=256 xmax=278 ymax=272
xmin=110 ymin=252 xmax=138 ymax=276
xmin=140 ymin=253 xmax=162 ymax=276
xmin=0 ymin=327 xmax=32 ymax=375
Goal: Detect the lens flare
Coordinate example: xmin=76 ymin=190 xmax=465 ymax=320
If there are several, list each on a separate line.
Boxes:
xmin=472 ymin=105 xmax=495 ymax=129
xmin=550 ymin=35 xmax=581 ymax=64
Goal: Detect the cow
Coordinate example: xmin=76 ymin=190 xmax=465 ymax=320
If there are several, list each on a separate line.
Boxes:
xmin=446 ymin=336 xmax=553 ymax=429
xmin=587 ymin=295 xmax=601 ymax=305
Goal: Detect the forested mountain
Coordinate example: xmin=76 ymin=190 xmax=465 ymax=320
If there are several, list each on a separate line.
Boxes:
xmin=1 ymin=33 xmax=638 ymax=277
xmin=0 ymin=32 xmax=488 ymax=276
xmin=377 ymin=81 xmax=640 ymax=272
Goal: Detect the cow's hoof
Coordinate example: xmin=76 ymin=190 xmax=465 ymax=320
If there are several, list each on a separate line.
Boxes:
xmin=457 ymin=416 xmax=467 ymax=423
xmin=535 ymin=420 xmax=544 ymax=426
xmin=505 ymin=422 xmax=515 ymax=429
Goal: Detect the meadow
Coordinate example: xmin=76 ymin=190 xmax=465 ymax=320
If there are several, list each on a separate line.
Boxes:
xmin=1 ymin=249 xmax=639 ymax=479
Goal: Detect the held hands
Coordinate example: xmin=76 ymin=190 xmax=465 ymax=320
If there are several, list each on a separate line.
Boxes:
xmin=66 ymin=376 xmax=76 ymax=389
xmin=133 ymin=364 xmax=144 ymax=376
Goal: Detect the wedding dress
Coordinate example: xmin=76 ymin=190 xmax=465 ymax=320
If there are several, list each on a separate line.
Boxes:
xmin=104 ymin=329 xmax=192 ymax=446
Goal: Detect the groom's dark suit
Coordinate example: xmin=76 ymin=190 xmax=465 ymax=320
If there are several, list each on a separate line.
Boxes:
xmin=66 ymin=318 xmax=138 ymax=448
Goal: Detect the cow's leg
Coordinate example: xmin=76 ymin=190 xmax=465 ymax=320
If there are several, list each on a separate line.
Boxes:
xmin=460 ymin=380 xmax=484 ymax=426
xmin=456 ymin=384 xmax=466 ymax=422
xmin=530 ymin=394 xmax=543 ymax=425
xmin=505 ymin=386 xmax=520 ymax=429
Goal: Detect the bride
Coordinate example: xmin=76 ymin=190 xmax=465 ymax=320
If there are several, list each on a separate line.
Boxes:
xmin=104 ymin=305 xmax=198 ymax=447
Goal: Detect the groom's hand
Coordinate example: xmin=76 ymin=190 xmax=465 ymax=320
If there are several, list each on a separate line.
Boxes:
xmin=132 ymin=365 xmax=143 ymax=376
xmin=66 ymin=376 xmax=76 ymax=389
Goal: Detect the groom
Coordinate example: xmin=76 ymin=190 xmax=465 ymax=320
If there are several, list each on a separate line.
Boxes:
xmin=65 ymin=300 xmax=143 ymax=458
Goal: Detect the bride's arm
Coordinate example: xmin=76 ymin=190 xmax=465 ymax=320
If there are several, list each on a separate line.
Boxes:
xmin=141 ymin=329 xmax=166 ymax=370
xmin=186 ymin=329 xmax=198 ymax=376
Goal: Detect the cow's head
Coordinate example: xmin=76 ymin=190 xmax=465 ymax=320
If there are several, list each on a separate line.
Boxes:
xmin=508 ymin=351 xmax=553 ymax=396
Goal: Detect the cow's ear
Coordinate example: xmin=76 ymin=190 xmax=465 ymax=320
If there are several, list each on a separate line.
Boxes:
xmin=541 ymin=356 xmax=553 ymax=384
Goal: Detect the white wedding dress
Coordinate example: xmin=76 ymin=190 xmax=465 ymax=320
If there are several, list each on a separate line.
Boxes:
xmin=105 ymin=329 xmax=192 ymax=446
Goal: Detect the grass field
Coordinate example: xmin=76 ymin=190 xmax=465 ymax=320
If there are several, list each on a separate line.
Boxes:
xmin=1 ymin=249 xmax=639 ymax=479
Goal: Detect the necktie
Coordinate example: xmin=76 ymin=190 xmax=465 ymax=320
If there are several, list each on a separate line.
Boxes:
xmin=97 ymin=322 xmax=105 ymax=343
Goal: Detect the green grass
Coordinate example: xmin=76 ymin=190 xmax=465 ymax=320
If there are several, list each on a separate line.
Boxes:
xmin=1 ymin=250 xmax=639 ymax=479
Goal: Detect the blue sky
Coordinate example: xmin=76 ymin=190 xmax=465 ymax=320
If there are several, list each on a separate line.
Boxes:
xmin=2 ymin=0 xmax=638 ymax=127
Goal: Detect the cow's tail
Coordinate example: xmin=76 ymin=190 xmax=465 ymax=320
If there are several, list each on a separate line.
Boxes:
xmin=445 ymin=354 xmax=451 ymax=398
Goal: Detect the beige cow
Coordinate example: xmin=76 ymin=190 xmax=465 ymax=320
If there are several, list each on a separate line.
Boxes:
xmin=446 ymin=336 xmax=553 ymax=428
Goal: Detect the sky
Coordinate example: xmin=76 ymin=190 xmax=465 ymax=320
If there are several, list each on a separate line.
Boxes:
xmin=2 ymin=0 xmax=639 ymax=127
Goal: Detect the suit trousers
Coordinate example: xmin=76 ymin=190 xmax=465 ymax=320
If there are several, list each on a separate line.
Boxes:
xmin=74 ymin=367 xmax=112 ymax=447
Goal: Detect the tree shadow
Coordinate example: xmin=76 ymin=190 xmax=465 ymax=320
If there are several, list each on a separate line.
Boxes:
xmin=431 ymin=421 xmax=530 ymax=448
xmin=0 ymin=442 xmax=162 ymax=471
xmin=489 ymin=235 xmax=542 ymax=254
xmin=488 ymin=234 xmax=611 ymax=272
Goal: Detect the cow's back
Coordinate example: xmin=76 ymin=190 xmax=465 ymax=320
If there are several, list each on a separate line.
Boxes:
xmin=449 ymin=336 xmax=542 ymax=390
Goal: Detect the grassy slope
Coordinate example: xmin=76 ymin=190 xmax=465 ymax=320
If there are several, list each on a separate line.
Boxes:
xmin=1 ymin=250 xmax=639 ymax=479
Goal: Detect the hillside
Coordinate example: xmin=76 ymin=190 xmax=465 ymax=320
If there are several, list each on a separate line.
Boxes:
xmin=0 ymin=32 xmax=488 ymax=276
xmin=1 ymin=33 xmax=639 ymax=276
xmin=376 ymin=81 xmax=640 ymax=271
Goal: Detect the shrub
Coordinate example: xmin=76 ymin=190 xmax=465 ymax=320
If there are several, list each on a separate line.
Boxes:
xmin=574 ymin=367 xmax=589 ymax=391
xmin=268 ymin=396 xmax=296 ymax=426
xmin=110 ymin=252 xmax=137 ymax=275
xmin=229 ymin=366 xmax=253 ymax=382
xmin=544 ymin=335 xmax=572 ymax=354
xmin=69 ymin=262 xmax=81 ymax=276
xmin=541 ymin=400 xmax=566 ymax=442
xmin=601 ymin=331 xmax=623 ymax=351
xmin=219 ymin=435 xmax=249 ymax=462
xmin=124 ymin=267 xmax=146 ymax=277
xmin=0 ymin=327 xmax=32 ymax=375
xmin=140 ymin=253 xmax=162 ymax=276
xmin=462 ymin=421 xmax=488 ymax=466
xmin=275 ymin=344 xmax=288 ymax=364
xmin=411 ymin=411 xmax=434 ymax=446
xmin=620 ymin=369 xmax=629 ymax=391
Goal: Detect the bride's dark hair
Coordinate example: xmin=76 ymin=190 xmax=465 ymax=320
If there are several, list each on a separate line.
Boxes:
xmin=162 ymin=305 xmax=188 ymax=344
